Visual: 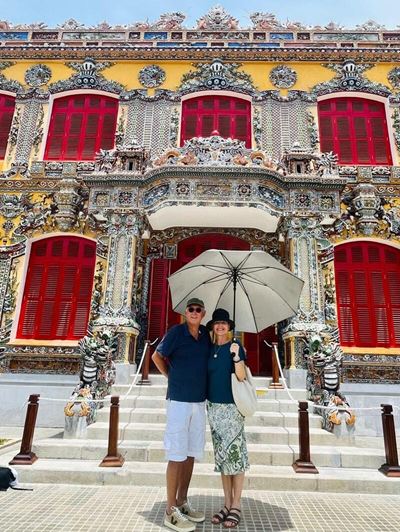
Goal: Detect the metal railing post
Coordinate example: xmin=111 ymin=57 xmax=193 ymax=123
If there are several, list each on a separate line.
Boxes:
xmin=99 ymin=396 xmax=124 ymax=467
xmin=269 ymin=342 xmax=284 ymax=389
xmin=379 ymin=404 xmax=400 ymax=477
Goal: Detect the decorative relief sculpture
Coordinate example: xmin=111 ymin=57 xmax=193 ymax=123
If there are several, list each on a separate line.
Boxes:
xmin=196 ymin=5 xmax=238 ymax=30
xmin=48 ymin=58 xmax=124 ymax=94
xmin=24 ymin=64 xmax=52 ymax=87
xmin=306 ymin=332 xmax=355 ymax=433
xmin=388 ymin=67 xmax=400 ymax=90
xmin=179 ymin=59 xmax=255 ymax=93
xmin=152 ymin=12 xmax=185 ymax=30
xmin=0 ymin=62 xmax=22 ymax=93
xmin=312 ymin=61 xmax=390 ymax=97
xmin=94 ymin=141 xmax=150 ymax=174
xmin=138 ymin=65 xmax=166 ymax=88
xmin=269 ymin=65 xmax=297 ymax=89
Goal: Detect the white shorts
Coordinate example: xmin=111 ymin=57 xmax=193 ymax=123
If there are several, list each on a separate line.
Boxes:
xmin=164 ymin=400 xmax=206 ymax=462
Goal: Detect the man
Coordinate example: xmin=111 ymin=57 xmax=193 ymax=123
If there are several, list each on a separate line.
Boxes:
xmin=152 ymin=297 xmax=210 ymax=532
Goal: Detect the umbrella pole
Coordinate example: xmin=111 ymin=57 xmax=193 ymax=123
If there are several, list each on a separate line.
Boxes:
xmin=233 ymin=268 xmax=237 ymax=340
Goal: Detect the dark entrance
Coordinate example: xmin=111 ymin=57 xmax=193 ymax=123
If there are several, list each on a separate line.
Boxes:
xmin=147 ymin=233 xmax=275 ymax=375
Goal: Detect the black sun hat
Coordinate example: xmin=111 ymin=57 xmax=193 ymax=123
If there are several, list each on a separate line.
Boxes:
xmin=206 ymin=308 xmax=235 ymax=331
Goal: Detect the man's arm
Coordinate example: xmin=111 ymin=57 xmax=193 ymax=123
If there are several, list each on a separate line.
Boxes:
xmin=152 ymin=351 xmax=169 ymax=378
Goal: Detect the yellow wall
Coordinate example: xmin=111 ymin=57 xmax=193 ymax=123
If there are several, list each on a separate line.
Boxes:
xmin=3 ymin=60 xmax=398 ymax=93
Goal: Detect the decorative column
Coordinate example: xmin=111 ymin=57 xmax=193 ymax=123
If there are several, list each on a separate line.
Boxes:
xmin=280 ymin=215 xmax=326 ymax=387
xmin=93 ymin=211 xmax=142 ymax=377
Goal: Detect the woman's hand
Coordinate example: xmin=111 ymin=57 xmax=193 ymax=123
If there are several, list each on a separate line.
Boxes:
xmin=230 ymin=342 xmax=240 ymax=358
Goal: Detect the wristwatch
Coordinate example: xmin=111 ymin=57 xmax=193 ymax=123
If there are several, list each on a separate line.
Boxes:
xmin=232 ymin=356 xmax=241 ymax=363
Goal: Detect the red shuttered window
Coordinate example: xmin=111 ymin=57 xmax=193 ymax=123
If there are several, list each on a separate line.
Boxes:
xmin=44 ymin=94 xmax=118 ymax=161
xmin=17 ymin=237 xmax=96 ymax=340
xmin=334 ymin=242 xmax=400 ymax=348
xmin=181 ymin=95 xmax=251 ymax=147
xmin=318 ymin=98 xmax=392 ymax=165
xmin=0 ymin=94 xmax=16 ymax=159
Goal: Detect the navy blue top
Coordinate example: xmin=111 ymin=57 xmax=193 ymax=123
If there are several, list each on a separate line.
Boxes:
xmin=157 ymin=323 xmax=211 ymax=403
xmin=207 ymin=341 xmax=246 ymax=404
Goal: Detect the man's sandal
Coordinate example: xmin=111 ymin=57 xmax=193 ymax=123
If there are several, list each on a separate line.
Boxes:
xmin=224 ymin=508 xmax=241 ymax=529
xmin=211 ymin=506 xmax=229 ymax=524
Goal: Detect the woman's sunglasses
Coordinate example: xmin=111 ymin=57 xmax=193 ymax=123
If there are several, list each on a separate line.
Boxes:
xmin=187 ymin=306 xmax=203 ymax=313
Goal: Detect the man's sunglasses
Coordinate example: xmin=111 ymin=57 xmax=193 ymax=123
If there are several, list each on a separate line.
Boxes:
xmin=187 ymin=306 xmax=203 ymax=313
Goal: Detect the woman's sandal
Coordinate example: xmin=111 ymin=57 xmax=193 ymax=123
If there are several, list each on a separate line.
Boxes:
xmin=223 ymin=508 xmax=241 ymax=529
xmin=211 ymin=506 xmax=229 ymax=524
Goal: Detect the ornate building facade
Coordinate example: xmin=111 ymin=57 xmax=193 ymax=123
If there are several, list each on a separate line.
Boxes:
xmin=1 ymin=7 xmax=400 ymax=406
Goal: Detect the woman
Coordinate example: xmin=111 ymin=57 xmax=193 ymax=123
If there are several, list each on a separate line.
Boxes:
xmin=206 ymin=308 xmax=249 ymax=529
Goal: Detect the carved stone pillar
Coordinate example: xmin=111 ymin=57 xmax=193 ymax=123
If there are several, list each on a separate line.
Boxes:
xmin=93 ymin=211 xmax=142 ymax=369
xmin=280 ymin=216 xmax=326 ymax=387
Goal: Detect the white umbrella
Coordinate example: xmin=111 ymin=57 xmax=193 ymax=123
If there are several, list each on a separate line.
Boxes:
xmin=168 ymin=249 xmax=304 ymax=333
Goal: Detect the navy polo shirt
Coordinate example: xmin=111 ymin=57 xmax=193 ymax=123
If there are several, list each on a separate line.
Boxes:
xmin=207 ymin=341 xmax=246 ymax=404
xmin=157 ymin=323 xmax=211 ymax=403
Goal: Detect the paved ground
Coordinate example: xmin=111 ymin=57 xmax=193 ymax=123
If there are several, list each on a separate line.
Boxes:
xmin=1 ymin=484 xmax=400 ymax=531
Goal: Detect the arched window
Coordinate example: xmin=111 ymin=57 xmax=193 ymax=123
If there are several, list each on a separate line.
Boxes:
xmin=334 ymin=242 xmax=400 ymax=348
xmin=17 ymin=236 xmax=96 ymax=340
xmin=0 ymin=94 xmax=16 ymax=159
xmin=44 ymin=94 xmax=118 ymax=161
xmin=318 ymin=97 xmax=392 ymax=165
xmin=181 ymin=95 xmax=251 ymax=147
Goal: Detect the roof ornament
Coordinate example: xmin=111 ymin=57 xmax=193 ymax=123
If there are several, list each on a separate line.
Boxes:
xmin=196 ymin=5 xmax=238 ymax=30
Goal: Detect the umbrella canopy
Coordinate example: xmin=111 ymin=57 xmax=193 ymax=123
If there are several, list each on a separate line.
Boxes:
xmin=168 ymin=249 xmax=304 ymax=333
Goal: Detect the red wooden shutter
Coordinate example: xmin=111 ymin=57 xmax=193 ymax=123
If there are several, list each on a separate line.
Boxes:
xmin=0 ymin=95 xmax=16 ymax=159
xmin=334 ymin=242 xmax=400 ymax=348
xmin=181 ymin=95 xmax=251 ymax=147
xmin=44 ymin=94 xmax=118 ymax=161
xmin=318 ymin=97 xmax=392 ymax=165
xmin=147 ymin=259 xmax=170 ymax=343
xmin=17 ymin=237 xmax=96 ymax=340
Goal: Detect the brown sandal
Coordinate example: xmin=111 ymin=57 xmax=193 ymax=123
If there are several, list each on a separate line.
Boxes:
xmin=223 ymin=508 xmax=241 ymax=528
xmin=211 ymin=506 xmax=229 ymax=524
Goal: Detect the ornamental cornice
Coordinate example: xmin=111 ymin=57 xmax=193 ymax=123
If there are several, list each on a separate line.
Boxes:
xmin=2 ymin=47 xmax=400 ymax=63
xmin=81 ymin=165 xmax=347 ymax=191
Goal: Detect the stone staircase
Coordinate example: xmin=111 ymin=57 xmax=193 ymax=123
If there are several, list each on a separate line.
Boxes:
xmin=2 ymin=375 xmax=400 ymax=493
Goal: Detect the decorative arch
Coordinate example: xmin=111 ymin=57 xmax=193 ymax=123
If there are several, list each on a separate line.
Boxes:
xmin=44 ymin=91 xmax=119 ymax=161
xmin=334 ymin=240 xmax=400 ymax=348
xmin=16 ymin=235 xmax=96 ymax=341
xmin=0 ymin=92 xmax=16 ymax=159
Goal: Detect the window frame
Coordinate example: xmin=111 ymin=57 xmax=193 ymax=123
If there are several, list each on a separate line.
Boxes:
xmin=0 ymin=92 xmax=16 ymax=160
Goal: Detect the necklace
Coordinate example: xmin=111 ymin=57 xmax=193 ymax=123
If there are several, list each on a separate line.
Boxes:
xmin=213 ymin=345 xmax=223 ymax=358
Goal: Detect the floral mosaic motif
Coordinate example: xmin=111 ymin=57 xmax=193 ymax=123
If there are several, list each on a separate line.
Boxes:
xmin=388 ymin=67 xmax=400 ymax=90
xmin=24 ymin=64 xmax=51 ymax=87
xmin=48 ymin=58 xmax=124 ymax=94
xmin=0 ymin=194 xmax=25 ymax=218
xmin=143 ymin=184 xmax=170 ymax=207
xmin=269 ymin=65 xmax=297 ymax=89
xmin=196 ymin=5 xmax=238 ymax=30
xmin=311 ymin=61 xmax=390 ymax=97
xmin=392 ymin=108 xmax=400 ymax=151
xmin=179 ymin=59 xmax=255 ymax=94
xmin=138 ymin=65 xmax=166 ymax=88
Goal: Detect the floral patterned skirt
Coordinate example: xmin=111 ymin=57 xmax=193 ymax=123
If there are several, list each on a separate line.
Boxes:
xmin=207 ymin=401 xmax=249 ymax=475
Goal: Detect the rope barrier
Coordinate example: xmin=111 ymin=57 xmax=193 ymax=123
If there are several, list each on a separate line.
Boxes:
xmin=34 ymin=337 xmax=159 ymax=405
xmin=265 ymin=341 xmax=400 ymax=414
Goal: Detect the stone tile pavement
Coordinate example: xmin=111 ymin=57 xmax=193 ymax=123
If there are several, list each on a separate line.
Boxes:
xmin=1 ymin=484 xmax=399 ymax=531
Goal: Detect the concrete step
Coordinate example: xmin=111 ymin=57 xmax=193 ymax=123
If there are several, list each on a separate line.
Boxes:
xmin=115 ymin=395 xmax=302 ymax=413
xmin=85 ymin=422 xmax=350 ymax=446
xmin=111 ymin=384 xmax=306 ymax=400
xmin=4 ymin=457 xmax=399 ymax=494
xmin=32 ymin=439 xmax=385 ymax=469
xmin=96 ymin=407 xmax=322 ymax=428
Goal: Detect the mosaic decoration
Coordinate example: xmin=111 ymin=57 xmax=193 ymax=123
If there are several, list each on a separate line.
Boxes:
xmin=24 ymin=64 xmax=51 ymax=87
xmin=306 ymin=331 xmax=355 ymax=432
xmin=138 ymin=65 xmax=166 ymax=88
xmin=196 ymin=5 xmax=239 ymax=30
xmin=269 ymin=65 xmax=297 ymax=89
xmin=311 ymin=61 xmax=390 ymax=97
xmin=179 ymin=59 xmax=255 ymax=94
xmin=388 ymin=67 xmax=400 ymax=90
xmin=48 ymin=58 xmax=124 ymax=94
xmin=0 ymin=62 xmax=22 ymax=93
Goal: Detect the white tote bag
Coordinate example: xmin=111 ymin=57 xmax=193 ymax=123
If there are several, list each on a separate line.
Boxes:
xmin=231 ymin=365 xmax=258 ymax=417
